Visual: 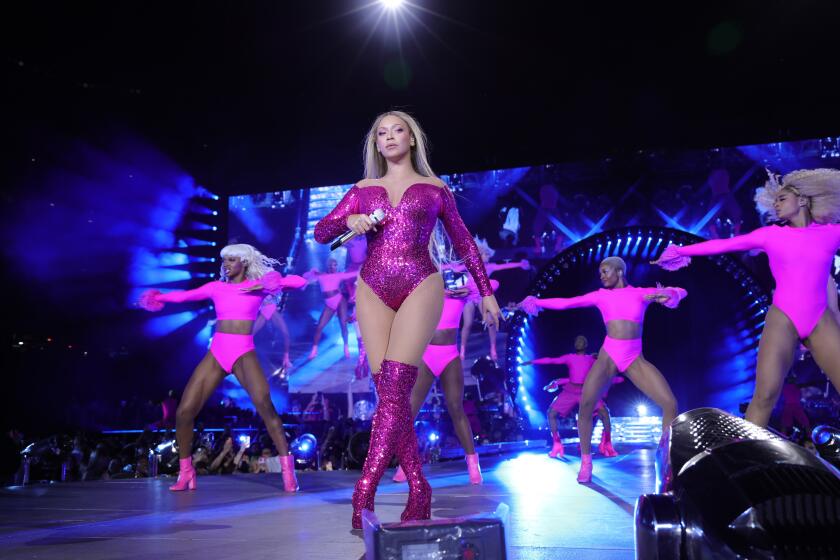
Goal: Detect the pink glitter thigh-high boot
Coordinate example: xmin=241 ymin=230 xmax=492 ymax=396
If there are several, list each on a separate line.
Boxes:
xmin=351 ymin=360 xmax=420 ymax=528
xmin=386 ymin=361 xmax=431 ymax=522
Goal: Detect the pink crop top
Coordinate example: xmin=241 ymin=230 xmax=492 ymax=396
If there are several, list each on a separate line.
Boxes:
xmin=532 ymin=353 xmax=596 ymax=384
xmin=529 ymin=285 xmax=687 ymax=324
xmin=143 ymin=272 xmax=306 ymax=321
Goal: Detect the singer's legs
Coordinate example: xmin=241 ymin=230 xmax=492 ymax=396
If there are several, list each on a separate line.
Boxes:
xmin=352 ymin=275 xmax=442 ymax=526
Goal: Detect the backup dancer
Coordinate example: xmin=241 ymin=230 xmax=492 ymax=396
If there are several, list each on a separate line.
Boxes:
xmin=523 ymin=335 xmax=623 ymax=458
xmin=139 ymin=244 xmax=306 ymax=492
xmin=654 ymin=168 xmax=840 ymax=427
xmin=519 ymin=257 xmax=686 ymax=482
xmin=314 ymin=111 xmax=500 ymax=528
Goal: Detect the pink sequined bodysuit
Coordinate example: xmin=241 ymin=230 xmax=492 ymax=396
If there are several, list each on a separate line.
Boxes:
xmin=660 ymin=223 xmax=840 ymax=339
xmin=314 ymin=183 xmax=493 ymax=310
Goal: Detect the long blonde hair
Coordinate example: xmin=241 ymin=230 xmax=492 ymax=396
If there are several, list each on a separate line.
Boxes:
xmin=754 ymin=167 xmax=840 ymax=223
xmin=362 ymin=110 xmax=435 ymax=180
xmin=362 ymin=110 xmax=447 ymax=264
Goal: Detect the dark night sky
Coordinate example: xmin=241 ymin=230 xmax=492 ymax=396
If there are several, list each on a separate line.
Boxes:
xmin=5 ymin=1 xmax=840 ymax=195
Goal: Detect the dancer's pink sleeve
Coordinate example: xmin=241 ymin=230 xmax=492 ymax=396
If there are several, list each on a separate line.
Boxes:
xmin=675 ymin=228 xmax=767 ymax=256
xmin=439 ymin=187 xmax=494 ymax=297
xmin=531 ymin=356 xmax=572 ymax=365
xmin=336 ymin=271 xmax=360 ymax=281
xmin=487 ymin=261 xmax=528 ymax=273
xmin=532 ymin=290 xmax=601 ymax=311
xmin=314 ymin=185 xmax=360 ymax=244
xmin=154 ymin=282 xmax=216 ymax=303
xmin=261 ymin=272 xmax=306 ymax=293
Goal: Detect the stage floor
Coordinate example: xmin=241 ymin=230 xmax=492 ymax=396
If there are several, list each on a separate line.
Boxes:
xmin=0 ymin=445 xmax=654 ymax=559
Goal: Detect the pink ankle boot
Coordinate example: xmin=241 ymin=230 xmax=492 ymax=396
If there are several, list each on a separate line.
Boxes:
xmin=599 ymin=440 xmax=618 ymax=457
xmin=466 ymin=453 xmax=483 ymax=484
xmin=392 ymin=465 xmax=407 ymax=482
xmin=548 ymin=434 xmax=564 ymax=458
xmin=280 ymin=454 xmax=299 ymax=492
xmin=599 ymin=430 xmax=618 ymax=457
xmin=169 ymin=457 xmax=196 ymax=491
xmin=577 ymin=453 xmax=592 ymax=483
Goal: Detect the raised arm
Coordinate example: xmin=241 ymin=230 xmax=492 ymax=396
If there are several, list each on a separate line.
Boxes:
xmin=334 ymin=271 xmax=360 ymax=282
xmin=527 ymin=356 xmax=572 ymax=366
xmin=486 ymin=260 xmax=530 ymax=273
xmin=654 ymin=228 xmax=767 ymax=270
xmin=438 ymin=187 xmax=494 ymax=297
xmin=139 ymin=282 xmax=215 ymax=311
xmin=313 ymin=186 xmax=360 ymax=244
xmin=518 ymin=290 xmax=601 ymax=316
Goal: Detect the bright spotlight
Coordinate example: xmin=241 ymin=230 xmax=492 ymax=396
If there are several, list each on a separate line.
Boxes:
xmin=381 ymin=0 xmax=405 ymax=9
xmin=636 ymin=404 xmax=648 ymax=416
xmin=428 ymin=432 xmax=439 ymax=443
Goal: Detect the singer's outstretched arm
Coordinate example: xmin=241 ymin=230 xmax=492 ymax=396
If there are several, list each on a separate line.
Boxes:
xmin=315 ymin=185 xmax=361 ymax=244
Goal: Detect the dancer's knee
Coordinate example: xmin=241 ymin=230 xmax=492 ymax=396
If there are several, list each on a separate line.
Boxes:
xmin=659 ymin=395 xmax=677 ymax=419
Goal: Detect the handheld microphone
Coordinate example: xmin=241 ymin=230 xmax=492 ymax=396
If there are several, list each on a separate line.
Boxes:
xmin=330 ymin=208 xmax=385 ymax=251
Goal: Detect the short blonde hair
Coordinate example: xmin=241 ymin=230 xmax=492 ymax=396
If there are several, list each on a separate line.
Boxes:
xmin=600 ymin=256 xmax=626 ymax=275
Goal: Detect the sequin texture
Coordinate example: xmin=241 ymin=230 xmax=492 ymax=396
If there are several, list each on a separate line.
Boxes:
xmin=351 ymin=360 xmax=431 ymax=529
xmin=314 ymin=182 xmax=493 ymax=310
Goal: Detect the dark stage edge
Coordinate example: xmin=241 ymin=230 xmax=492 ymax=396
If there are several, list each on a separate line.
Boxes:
xmin=0 ymin=445 xmax=656 ymax=559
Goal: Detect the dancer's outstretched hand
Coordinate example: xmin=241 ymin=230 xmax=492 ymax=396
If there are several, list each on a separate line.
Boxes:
xmin=239 ymin=284 xmax=264 ymax=292
xmin=481 ymin=295 xmax=502 ymax=330
xmin=517 ymin=296 xmax=542 ymax=316
xmin=650 ymin=244 xmax=691 ymax=270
